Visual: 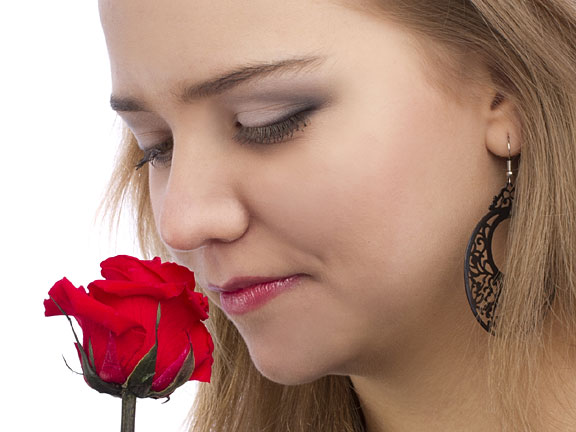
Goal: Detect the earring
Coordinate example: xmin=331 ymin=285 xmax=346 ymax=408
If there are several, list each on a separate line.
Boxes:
xmin=464 ymin=133 xmax=515 ymax=334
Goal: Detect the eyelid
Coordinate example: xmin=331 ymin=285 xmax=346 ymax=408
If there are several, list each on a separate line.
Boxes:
xmin=233 ymin=108 xmax=314 ymax=146
xmin=132 ymin=130 xmax=172 ymax=151
xmin=119 ymin=111 xmax=170 ymax=134
xmin=236 ymin=102 xmax=318 ymax=127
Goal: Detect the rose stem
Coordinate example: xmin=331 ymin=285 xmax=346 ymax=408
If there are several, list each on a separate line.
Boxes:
xmin=121 ymin=389 xmax=137 ymax=432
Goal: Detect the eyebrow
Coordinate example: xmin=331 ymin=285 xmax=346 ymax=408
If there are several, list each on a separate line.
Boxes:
xmin=109 ymin=55 xmax=326 ymax=113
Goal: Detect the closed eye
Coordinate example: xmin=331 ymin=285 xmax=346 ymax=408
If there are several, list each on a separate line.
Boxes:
xmin=134 ymin=108 xmax=316 ymax=170
xmin=135 ymin=139 xmax=174 ymax=170
xmin=233 ymin=109 xmax=314 ymax=146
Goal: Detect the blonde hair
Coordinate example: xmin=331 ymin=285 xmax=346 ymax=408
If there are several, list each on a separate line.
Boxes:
xmin=104 ymin=1 xmax=576 ymax=430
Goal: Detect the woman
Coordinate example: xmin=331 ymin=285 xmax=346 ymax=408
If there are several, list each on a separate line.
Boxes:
xmin=100 ymin=0 xmax=576 ymax=430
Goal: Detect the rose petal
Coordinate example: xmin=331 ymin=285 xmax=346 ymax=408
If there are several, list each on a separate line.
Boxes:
xmin=88 ymin=280 xmax=187 ymax=300
xmin=44 ymin=277 xmax=88 ymax=317
xmin=151 ymin=343 xmax=190 ymax=392
xmin=189 ymin=328 xmax=214 ymax=383
xmin=145 ymin=259 xmax=197 ymax=284
xmin=98 ymin=330 xmax=126 ymax=384
xmin=89 ymin=296 xmax=160 ymax=374
xmin=100 ymin=255 xmax=161 ymax=282
xmin=150 ymin=293 xmax=212 ymax=378
xmin=186 ymin=291 xmax=210 ymax=320
xmin=44 ymin=278 xmax=142 ymax=336
xmin=100 ymin=255 xmax=169 ymax=283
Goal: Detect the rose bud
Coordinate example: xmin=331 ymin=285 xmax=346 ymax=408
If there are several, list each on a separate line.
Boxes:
xmin=44 ymin=255 xmax=214 ymax=398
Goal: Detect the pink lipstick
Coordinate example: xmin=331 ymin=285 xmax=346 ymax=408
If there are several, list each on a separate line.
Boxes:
xmin=218 ymin=275 xmax=303 ymax=315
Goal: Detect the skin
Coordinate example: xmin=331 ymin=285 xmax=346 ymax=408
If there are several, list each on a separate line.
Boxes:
xmin=99 ymin=0 xmax=525 ymax=430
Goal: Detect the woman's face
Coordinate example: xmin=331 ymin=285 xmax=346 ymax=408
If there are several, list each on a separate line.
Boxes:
xmin=100 ymin=0 xmax=505 ymax=384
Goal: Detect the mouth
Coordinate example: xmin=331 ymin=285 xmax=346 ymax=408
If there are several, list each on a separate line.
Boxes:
xmin=216 ymin=274 xmax=304 ymax=315
xmin=207 ymin=274 xmax=302 ymax=293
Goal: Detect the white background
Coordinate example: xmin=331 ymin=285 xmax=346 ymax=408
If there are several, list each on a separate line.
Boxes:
xmin=1 ymin=2 xmax=198 ymax=431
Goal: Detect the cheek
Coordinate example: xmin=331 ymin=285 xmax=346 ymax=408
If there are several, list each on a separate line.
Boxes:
xmin=247 ymin=90 xmax=481 ymax=269
xmin=243 ymin=84 xmax=488 ymax=337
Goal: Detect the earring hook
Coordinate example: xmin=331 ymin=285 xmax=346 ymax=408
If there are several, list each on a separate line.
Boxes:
xmin=506 ymin=133 xmax=513 ymax=185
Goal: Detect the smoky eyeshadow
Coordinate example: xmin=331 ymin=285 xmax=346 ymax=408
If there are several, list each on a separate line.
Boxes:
xmin=232 ymin=85 xmax=336 ymax=129
xmin=224 ymin=75 xmax=336 ymax=107
xmin=235 ymin=99 xmax=324 ymax=127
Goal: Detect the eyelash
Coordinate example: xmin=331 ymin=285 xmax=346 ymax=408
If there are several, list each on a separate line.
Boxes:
xmin=134 ymin=109 xmax=314 ymax=170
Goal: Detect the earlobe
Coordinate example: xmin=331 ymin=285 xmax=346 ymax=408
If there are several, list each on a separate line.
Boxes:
xmin=485 ymin=92 xmax=522 ymax=157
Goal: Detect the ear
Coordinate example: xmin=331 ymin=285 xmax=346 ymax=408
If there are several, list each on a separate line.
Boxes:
xmin=484 ymin=91 xmax=522 ymax=157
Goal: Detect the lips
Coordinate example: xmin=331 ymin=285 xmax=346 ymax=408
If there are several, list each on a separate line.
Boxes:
xmin=208 ymin=275 xmax=300 ymax=293
xmin=218 ymin=275 xmax=304 ymax=315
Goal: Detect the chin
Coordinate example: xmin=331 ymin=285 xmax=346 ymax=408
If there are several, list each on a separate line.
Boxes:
xmin=245 ymin=341 xmax=337 ymax=386
xmin=252 ymin=358 xmax=324 ymax=386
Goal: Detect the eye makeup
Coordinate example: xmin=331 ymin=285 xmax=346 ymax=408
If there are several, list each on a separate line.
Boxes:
xmin=223 ymin=76 xmax=336 ymax=113
xmin=124 ymin=75 xmax=337 ymax=169
xmin=233 ymin=107 xmax=314 ymax=146
xmin=133 ymin=104 xmax=319 ymax=170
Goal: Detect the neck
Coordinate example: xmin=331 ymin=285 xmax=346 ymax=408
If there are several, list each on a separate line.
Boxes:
xmin=350 ymin=317 xmax=499 ymax=432
xmin=350 ymin=310 xmax=576 ymax=432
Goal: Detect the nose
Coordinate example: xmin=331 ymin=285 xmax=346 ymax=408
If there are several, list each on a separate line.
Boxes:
xmin=153 ymin=137 xmax=250 ymax=252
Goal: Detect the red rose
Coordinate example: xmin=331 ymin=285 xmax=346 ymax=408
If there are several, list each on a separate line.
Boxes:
xmin=44 ymin=255 xmax=213 ymax=396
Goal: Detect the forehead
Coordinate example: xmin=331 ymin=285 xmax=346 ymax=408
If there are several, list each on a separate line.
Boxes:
xmin=97 ymin=0 xmax=465 ymax=112
xmin=99 ymin=0 xmax=345 ymax=67
xmin=98 ymin=0 xmax=361 ymax=40
xmin=99 ymin=0 xmax=411 ymax=84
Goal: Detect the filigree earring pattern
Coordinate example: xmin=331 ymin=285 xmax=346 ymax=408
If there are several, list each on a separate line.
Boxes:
xmin=464 ymin=134 xmax=515 ymax=334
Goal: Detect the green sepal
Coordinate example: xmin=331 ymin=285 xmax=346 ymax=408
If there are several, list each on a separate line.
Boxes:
xmin=49 ymin=296 xmax=123 ymax=397
xmin=123 ymin=303 xmax=161 ymax=398
xmin=148 ymin=338 xmax=195 ymax=399
xmin=78 ymin=342 xmax=123 ymax=397
xmin=88 ymin=339 xmax=95 ymax=369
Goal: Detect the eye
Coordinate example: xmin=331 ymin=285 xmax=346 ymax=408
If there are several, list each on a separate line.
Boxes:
xmin=233 ymin=109 xmax=313 ymax=146
xmin=133 ymin=108 xmax=315 ymax=170
xmin=134 ymin=138 xmax=173 ymax=170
